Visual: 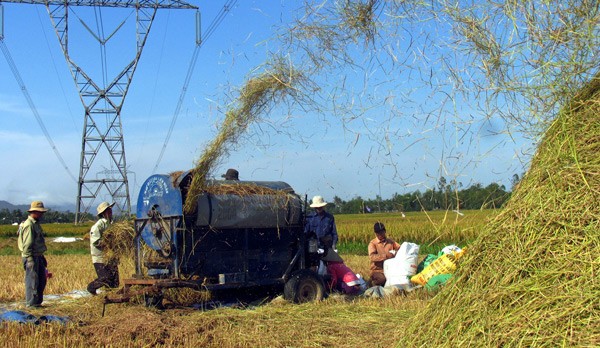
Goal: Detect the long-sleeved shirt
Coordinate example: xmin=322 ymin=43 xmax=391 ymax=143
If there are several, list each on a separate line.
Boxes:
xmin=18 ymin=216 xmax=47 ymax=258
xmin=90 ymin=217 xmax=110 ymax=263
xmin=304 ymin=211 xmax=338 ymax=248
xmin=326 ymin=261 xmax=361 ymax=294
xmin=368 ymin=236 xmax=400 ymax=273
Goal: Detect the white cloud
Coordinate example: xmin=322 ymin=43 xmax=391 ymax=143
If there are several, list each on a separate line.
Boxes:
xmin=0 ymin=95 xmax=30 ymax=116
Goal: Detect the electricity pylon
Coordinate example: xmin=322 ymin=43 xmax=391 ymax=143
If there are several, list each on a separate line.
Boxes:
xmin=1 ymin=1 xmax=197 ymax=222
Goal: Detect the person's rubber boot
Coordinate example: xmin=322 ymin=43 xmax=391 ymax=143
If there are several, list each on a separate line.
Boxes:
xmin=87 ymin=284 xmax=97 ymax=296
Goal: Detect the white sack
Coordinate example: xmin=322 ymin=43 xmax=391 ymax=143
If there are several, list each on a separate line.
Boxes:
xmin=52 ymin=237 xmax=83 ymax=243
xmin=383 ymin=242 xmax=419 ymax=286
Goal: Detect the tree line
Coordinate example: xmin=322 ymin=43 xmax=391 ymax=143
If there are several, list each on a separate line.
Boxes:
xmin=0 ymin=176 xmax=517 ymax=224
xmin=328 ymin=177 xmax=515 ymax=215
xmin=0 ymin=209 xmax=93 ymax=225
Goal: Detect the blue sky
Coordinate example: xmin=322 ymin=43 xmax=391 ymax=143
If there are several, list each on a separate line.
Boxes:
xmin=0 ymin=1 xmax=534 ymax=208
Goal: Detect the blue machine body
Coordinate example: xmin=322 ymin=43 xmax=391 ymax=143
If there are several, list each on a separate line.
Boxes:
xmin=134 ymin=170 xmax=309 ymax=287
xmin=136 ymin=174 xmax=183 ymax=251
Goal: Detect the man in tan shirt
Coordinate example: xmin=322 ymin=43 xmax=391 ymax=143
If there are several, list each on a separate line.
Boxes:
xmin=87 ymin=202 xmax=119 ymax=295
xmin=368 ymin=222 xmax=400 ymax=286
xmin=18 ymin=201 xmax=49 ymax=307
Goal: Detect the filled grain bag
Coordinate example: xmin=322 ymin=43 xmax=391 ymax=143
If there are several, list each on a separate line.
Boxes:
xmin=383 ymin=242 xmax=419 ymax=286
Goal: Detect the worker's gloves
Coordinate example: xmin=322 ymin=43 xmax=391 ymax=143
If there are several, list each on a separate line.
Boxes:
xmin=25 ymin=257 xmax=35 ymax=269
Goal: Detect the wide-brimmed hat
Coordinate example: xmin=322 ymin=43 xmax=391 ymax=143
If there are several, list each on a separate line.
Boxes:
xmin=221 ymin=168 xmax=239 ymax=180
xmin=321 ymin=248 xmax=344 ymax=263
xmin=27 ymin=201 xmax=48 ymax=213
xmin=96 ymin=202 xmax=115 ymax=216
xmin=309 ymin=195 xmax=328 ymax=208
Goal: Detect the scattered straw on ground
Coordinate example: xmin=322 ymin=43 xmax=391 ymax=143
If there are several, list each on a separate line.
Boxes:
xmin=162 ymin=287 xmax=213 ymax=307
xmin=402 ymin=75 xmax=600 ymax=347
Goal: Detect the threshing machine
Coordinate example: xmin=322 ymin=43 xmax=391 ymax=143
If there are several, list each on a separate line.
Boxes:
xmin=105 ymin=170 xmax=326 ymax=307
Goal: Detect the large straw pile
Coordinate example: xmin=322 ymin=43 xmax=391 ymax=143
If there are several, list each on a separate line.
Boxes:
xmin=402 ymin=78 xmax=600 ymax=346
xmin=183 ymin=62 xmax=303 ymax=214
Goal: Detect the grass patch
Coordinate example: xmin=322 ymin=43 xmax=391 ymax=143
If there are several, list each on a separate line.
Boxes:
xmin=47 ymin=249 xmax=89 ymax=256
xmin=0 ymin=237 xmax=89 ymax=256
xmin=337 ymin=240 xmax=367 ymax=255
xmin=338 ymin=241 xmax=462 ymax=256
xmin=0 ymin=222 xmax=92 ymax=238
xmin=0 ymin=246 xmax=15 ymax=256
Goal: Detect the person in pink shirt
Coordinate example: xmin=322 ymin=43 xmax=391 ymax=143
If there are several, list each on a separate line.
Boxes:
xmin=321 ymin=248 xmax=362 ymax=295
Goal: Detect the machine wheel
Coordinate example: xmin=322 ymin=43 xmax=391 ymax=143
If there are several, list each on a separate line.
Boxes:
xmin=284 ymin=269 xmax=325 ymax=303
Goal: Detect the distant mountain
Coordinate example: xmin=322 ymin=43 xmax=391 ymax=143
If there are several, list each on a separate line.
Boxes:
xmin=0 ymin=201 xmax=29 ymax=212
xmin=52 ymin=203 xmax=77 ymax=213
xmin=0 ymin=200 xmax=75 ymax=213
xmin=0 ymin=200 xmax=133 ymax=214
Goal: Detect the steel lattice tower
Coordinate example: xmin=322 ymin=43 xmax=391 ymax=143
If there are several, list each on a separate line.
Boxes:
xmin=1 ymin=0 xmax=197 ymax=222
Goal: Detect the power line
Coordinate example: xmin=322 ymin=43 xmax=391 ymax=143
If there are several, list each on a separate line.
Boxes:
xmin=152 ymin=0 xmax=238 ymax=172
xmin=35 ymin=6 xmax=78 ymax=134
xmin=203 ymin=0 xmax=238 ymax=43
xmin=152 ymin=44 xmax=201 ymax=173
xmin=0 ymin=39 xmax=78 ymax=182
xmin=132 ymin=9 xmax=171 ymax=170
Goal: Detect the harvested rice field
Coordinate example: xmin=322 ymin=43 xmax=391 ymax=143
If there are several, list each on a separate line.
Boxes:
xmin=0 ymin=210 xmax=482 ymax=347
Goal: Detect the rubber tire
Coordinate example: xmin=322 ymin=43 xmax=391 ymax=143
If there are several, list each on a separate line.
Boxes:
xmin=284 ymin=269 xmax=325 ymax=303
